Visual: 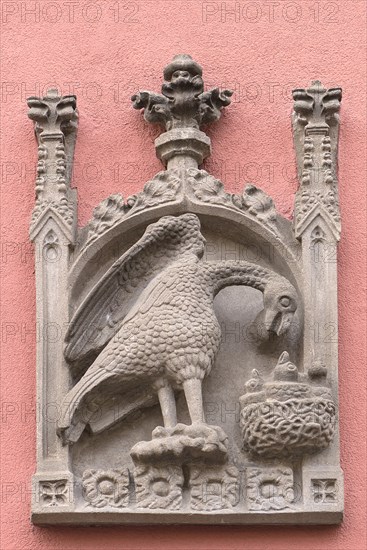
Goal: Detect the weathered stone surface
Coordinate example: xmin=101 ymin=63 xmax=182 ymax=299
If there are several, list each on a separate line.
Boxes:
xmin=82 ymin=469 xmax=130 ymax=508
xmin=132 ymin=54 xmax=232 ymax=132
xmin=27 ymin=88 xmax=78 ymax=242
xmin=189 ymin=464 xmax=240 ymax=511
xmin=134 ymin=464 xmax=184 ymax=510
xmin=246 ymin=466 xmax=295 ymax=511
xmin=130 ymin=423 xmax=229 ymax=465
xmin=81 ymin=168 xmax=281 ymax=250
xmin=239 ymin=352 xmax=336 ymax=458
xmin=27 ymin=56 xmax=343 ymax=525
xmin=292 ymin=81 xmax=342 ymax=241
xmin=59 ymin=213 xmax=298 ymax=447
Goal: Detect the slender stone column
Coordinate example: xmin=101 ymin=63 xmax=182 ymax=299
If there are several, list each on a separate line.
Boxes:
xmin=27 ymin=89 xmax=78 ymax=514
xmin=292 ymin=82 xmax=344 ymax=510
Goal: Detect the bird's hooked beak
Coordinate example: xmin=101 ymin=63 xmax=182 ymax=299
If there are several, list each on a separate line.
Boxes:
xmin=254 ymin=283 xmax=298 ymax=339
xmin=263 ymin=309 xmax=294 ymax=336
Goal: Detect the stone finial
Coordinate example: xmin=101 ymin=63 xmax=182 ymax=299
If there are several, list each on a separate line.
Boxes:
xmin=132 ymin=54 xmax=232 ymax=131
xmin=292 ymin=81 xmax=342 ymax=131
xmin=292 ymin=81 xmax=342 ymax=240
xmin=132 ymin=55 xmax=233 ymax=167
xmin=28 ymin=88 xmax=78 ymax=137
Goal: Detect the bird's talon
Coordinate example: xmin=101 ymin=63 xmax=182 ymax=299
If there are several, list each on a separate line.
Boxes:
xmin=152 ymin=426 xmax=169 ymax=438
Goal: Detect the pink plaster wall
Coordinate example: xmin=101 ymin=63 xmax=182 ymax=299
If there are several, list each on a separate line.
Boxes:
xmin=1 ymin=1 xmax=366 ymax=549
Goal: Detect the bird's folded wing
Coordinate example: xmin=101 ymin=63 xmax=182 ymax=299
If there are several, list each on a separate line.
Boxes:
xmin=65 ymin=213 xmax=202 ymax=369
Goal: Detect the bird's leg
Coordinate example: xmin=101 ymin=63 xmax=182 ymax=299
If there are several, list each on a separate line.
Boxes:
xmin=183 ymin=378 xmax=205 ymax=424
xmin=153 ymin=378 xmax=177 ymax=428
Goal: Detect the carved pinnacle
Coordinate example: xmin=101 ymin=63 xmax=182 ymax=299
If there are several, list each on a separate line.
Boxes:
xmin=27 ymin=89 xmax=78 ymax=241
xmin=292 ymin=81 xmax=342 ymax=241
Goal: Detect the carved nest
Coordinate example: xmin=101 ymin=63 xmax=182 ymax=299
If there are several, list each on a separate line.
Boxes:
xmin=240 ymin=397 xmax=336 ymax=458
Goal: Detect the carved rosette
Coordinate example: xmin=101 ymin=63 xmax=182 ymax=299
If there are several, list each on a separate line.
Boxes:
xmin=82 ymin=469 xmax=130 ymax=508
xmin=32 ymin=472 xmax=75 ymax=511
xmin=246 ymin=466 xmax=295 ymax=511
xmin=239 ymin=353 xmax=336 ymax=458
xmin=134 ymin=464 xmax=184 ymax=510
xmin=189 ymin=464 xmax=239 ymax=511
xmin=292 ymin=81 xmax=342 ymax=241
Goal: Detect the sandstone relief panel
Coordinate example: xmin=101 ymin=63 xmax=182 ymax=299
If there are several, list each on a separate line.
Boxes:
xmin=27 ymin=55 xmax=343 ymax=525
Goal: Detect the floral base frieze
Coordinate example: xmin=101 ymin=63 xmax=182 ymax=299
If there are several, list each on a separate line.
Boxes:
xmin=31 ymin=465 xmax=343 ymax=524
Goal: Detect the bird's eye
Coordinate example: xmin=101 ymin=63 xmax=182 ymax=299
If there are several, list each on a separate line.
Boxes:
xmin=280 ymin=296 xmax=291 ymax=307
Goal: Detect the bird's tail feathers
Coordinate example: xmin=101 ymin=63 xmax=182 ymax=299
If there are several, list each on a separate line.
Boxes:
xmin=57 ymin=396 xmax=97 ymax=445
